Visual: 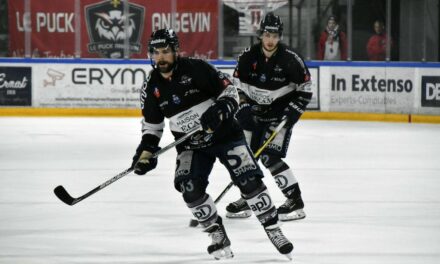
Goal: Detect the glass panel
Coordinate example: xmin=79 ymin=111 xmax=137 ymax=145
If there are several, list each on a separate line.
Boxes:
xmin=351 ymin=0 xmax=392 ymax=61
xmin=312 ymin=0 xmax=348 ymax=61
xmin=0 ymin=0 xmax=9 ymax=57
xmin=6 ymin=0 xmax=30 ymax=57
xmin=399 ymin=0 xmax=439 ymax=61
xmin=2 ymin=0 xmax=439 ymax=60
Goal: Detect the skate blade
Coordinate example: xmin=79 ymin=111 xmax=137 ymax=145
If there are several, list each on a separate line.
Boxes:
xmin=279 ymin=209 xmax=306 ymax=222
xmin=211 ymin=246 xmax=234 ymax=260
xmin=225 ymin=210 xmax=252 ymax=219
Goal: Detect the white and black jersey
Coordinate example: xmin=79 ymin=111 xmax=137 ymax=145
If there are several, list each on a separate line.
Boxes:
xmin=140 ymin=57 xmax=242 ymax=150
xmin=233 ymin=43 xmax=312 ymax=116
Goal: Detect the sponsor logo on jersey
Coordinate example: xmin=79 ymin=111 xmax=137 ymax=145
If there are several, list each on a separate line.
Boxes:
xmin=176 ymin=110 xmax=201 ymax=132
xmin=84 ymin=0 xmax=145 ymax=58
xmin=259 ymin=74 xmax=266 ymax=83
xmin=159 ymin=101 xmax=168 ymax=108
xmin=184 ymin=89 xmax=199 ymax=97
xmin=248 ymin=88 xmax=272 ymax=105
xmin=274 ymin=64 xmax=283 ymax=72
xmin=140 ymin=88 xmax=147 ymax=109
xmin=179 ymin=75 xmax=192 ymax=85
xmin=172 ymin=94 xmax=181 ymax=104
xmin=271 ymin=77 xmax=286 ymax=82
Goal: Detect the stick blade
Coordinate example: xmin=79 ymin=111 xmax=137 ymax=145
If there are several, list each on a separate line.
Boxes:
xmin=54 ymin=185 xmax=76 ymax=205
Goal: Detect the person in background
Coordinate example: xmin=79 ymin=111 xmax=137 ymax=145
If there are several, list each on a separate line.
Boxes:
xmin=366 ymin=20 xmax=391 ymax=61
xmin=317 ymin=15 xmax=347 ymax=60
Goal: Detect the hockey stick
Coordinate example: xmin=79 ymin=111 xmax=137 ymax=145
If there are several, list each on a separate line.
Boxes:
xmin=54 ymin=127 xmax=202 ymax=206
xmin=189 ymin=117 xmax=288 ymax=227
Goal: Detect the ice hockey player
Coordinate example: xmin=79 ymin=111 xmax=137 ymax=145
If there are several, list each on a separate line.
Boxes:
xmin=226 ymin=12 xmax=312 ymax=222
xmin=131 ymin=28 xmax=294 ymax=260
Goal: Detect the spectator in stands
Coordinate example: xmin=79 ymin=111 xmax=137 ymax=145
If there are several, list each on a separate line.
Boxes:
xmin=366 ymin=20 xmax=391 ymax=61
xmin=317 ymin=15 xmax=347 ymax=60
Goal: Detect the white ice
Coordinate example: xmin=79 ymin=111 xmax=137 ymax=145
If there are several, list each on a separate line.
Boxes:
xmin=1 ymin=117 xmax=440 ymax=264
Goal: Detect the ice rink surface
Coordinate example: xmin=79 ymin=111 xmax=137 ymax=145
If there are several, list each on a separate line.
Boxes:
xmin=1 ymin=117 xmax=440 ymax=264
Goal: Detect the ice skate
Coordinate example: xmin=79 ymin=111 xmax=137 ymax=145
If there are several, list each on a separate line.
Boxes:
xmin=225 ymin=197 xmax=252 ymax=218
xmin=264 ymin=224 xmax=293 ymax=260
xmin=278 ymin=197 xmax=306 ymax=222
xmin=204 ymin=217 xmax=234 ymax=260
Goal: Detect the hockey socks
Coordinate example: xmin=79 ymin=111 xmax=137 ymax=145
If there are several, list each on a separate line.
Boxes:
xmin=271 ymin=167 xmax=306 ymax=221
xmin=187 ymin=194 xmax=218 ymax=227
xmin=242 ymin=185 xmax=278 ymax=226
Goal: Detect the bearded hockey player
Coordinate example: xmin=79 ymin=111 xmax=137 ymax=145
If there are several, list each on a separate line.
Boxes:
xmin=131 ymin=28 xmax=294 ymax=260
xmin=226 ymin=12 xmax=312 ymax=222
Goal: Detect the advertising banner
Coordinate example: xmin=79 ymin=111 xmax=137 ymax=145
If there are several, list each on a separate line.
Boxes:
xmin=307 ymin=67 xmax=319 ymax=110
xmin=0 ymin=66 xmax=32 ymax=106
xmin=416 ymin=68 xmax=440 ymax=115
xmin=8 ymin=0 xmax=76 ymax=57
xmin=32 ymin=63 xmax=152 ymax=108
xmin=320 ymin=66 xmax=416 ymax=114
xmin=8 ymin=0 xmax=218 ymax=59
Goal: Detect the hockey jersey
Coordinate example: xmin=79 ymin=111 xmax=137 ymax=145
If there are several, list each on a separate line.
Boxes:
xmin=233 ymin=43 xmax=312 ymax=119
xmin=140 ymin=57 xmax=241 ymax=150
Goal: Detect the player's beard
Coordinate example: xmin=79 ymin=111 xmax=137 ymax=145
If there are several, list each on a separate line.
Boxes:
xmin=157 ymin=61 xmax=174 ymax=73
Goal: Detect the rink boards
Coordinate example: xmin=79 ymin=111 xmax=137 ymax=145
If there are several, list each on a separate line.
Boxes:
xmin=0 ymin=58 xmax=439 ymax=123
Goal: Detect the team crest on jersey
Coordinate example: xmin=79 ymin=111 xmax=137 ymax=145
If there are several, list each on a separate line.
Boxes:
xmin=153 ymin=87 xmax=160 ymax=98
xmin=259 ymin=74 xmax=267 ymax=83
xmin=84 ymin=0 xmax=145 ymax=58
xmin=172 ymin=94 xmax=181 ymax=104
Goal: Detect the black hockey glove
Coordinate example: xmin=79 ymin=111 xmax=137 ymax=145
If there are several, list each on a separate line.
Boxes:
xmin=283 ymin=101 xmax=305 ymax=126
xmin=251 ymin=105 xmax=279 ymax=124
xmin=235 ymin=103 xmax=256 ymax=131
xmin=200 ymin=99 xmax=235 ymax=133
xmin=131 ymin=144 xmax=160 ymax=175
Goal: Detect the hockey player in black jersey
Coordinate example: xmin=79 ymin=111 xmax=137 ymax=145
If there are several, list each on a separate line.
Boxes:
xmin=131 ymin=28 xmax=293 ymax=260
xmin=226 ymin=13 xmax=312 ymax=222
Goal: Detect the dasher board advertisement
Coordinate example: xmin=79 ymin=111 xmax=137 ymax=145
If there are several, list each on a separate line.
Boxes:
xmin=320 ymin=66 xmax=416 ymax=114
xmin=33 ymin=63 xmax=152 ymax=108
